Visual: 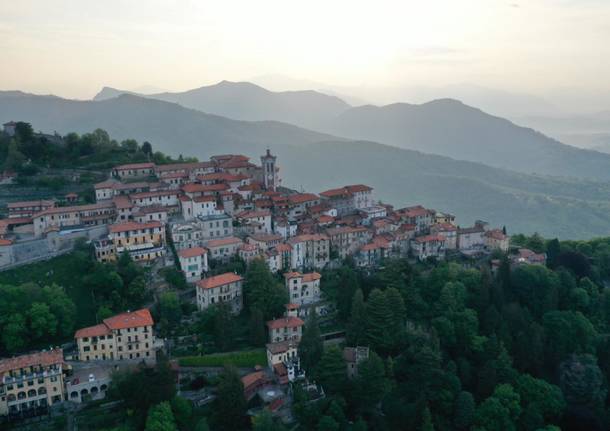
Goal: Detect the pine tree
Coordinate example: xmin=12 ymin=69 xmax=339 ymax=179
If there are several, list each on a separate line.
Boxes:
xmin=249 ymin=307 xmax=266 ymax=346
xmin=317 ymin=346 xmax=347 ymax=395
xmin=347 ymin=289 xmax=366 ymax=345
xmin=364 ymin=289 xmax=393 ymax=353
xmin=214 ymin=366 xmax=248 ymax=431
xmin=299 ymin=310 xmax=323 ymax=375
xmin=244 ymin=258 xmax=287 ymax=319
xmin=421 ymin=406 xmax=435 ymax=431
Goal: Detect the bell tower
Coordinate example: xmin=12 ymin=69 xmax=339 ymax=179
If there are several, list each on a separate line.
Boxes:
xmin=260 ymin=148 xmax=278 ymax=191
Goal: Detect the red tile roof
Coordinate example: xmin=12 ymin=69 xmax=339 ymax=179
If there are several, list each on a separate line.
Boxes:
xmin=206 ymin=236 xmax=243 ymax=248
xmin=266 ymin=316 xmax=304 ymax=330
xmin=197 ymin=272 xmax=243 ymax=289
xmin=109 ymin=220 xmax=162 ymax=233
xmin=414 ymin=234 xmax=445 ymax=243
xmin=0 ymin=348 xmax=64 ymax=377
xmin=178 ymin=247 xmax=207 ymax=258
xmin=74 ymin=323 xmax=110 ymax=338
xmin=114 ymin=162 xmax=155 ymax=170
xmin=287 ymin=193 xmax=318 ymax=204
xmin=103 ymin=308 xmax=154 ymax=330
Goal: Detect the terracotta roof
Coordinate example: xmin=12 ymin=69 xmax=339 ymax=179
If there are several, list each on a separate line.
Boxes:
xmin=266 ymin=316 xmax=304 ymax=330
xmin=130 ymin=190 xmax=178 ymax=199
xmin=0 ymin=348 xmax=64 ymax=377
xmin=249 ymin=233 xmax=283 ymax=243
xmin=288 ymin=193 xmax=319 ymax=204
xmin=182 ymin=183 xmax=229 ymax=193
xmin=345 ymin=184 xmax=373 ymax=193
xmin=285 ymin=303 xmax=299 ymax=310
xmin=206 ymin=236 xmax=243 ymax=248
xmin=275 ymin=243 xmax=292 ymax=252
xmin=34 ymin=201 xmax=114 ymax=217
xmin=74 ymin=323 xmax=110 ymax=339
xmin=7 ymin=199 xmax=55 ymax=209
xmin=178 ymin=247 xmax=207 ymax=258
xmin=287 ymin=233 xmax=329 ymax=244
xmin=241 ymin=371 xmax=265 ymax=389
xmin=325 ymin=226 xmax=369 ymax=236
xmin=0 ymin=239 xmax=13 ymax=246
xmin=266 ymin=340 xmax=297 ymax=355
xmin=193 ymin=195 xmax=216 ymax=203
xmin=155 ymin=161 xmax=214 ymax=172
xmin=414 ymin=234 xmax=446 ymax=243
xmin=109 ymin=220 xmax=162 ymax=233
xmin=197 ymin=272 xmax=243 ymax=289
xmin=284 ymin=271 xmax=321 ymax=282
xmin=103 ymin=308 xmax=154 ymax=330
xmin=485 ymin=229 xmax=507 ymax=240
xmin=114 ymin=162 xmax=155 ymax=170
xmin=236 ymin=209 xmax=271 ymax=219
xmin=112 ymin=195 xmax=133 ymax=209
xmin=398 ymin=205 xmax=431 ymax=218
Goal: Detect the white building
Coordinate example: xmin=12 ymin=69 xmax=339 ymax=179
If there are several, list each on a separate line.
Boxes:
xmin=196 ymin=272 xmax=243 ymax=314
xmin=178 ymin=247 xmax=208 ymax=282
xmin=284 ymin=271 xmax=322 ymax=305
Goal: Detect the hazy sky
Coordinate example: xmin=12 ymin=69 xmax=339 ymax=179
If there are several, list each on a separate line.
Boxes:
xmin=0 ymin=0 xmax=609 ymax=102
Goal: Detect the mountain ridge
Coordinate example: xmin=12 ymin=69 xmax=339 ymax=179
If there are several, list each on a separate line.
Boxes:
xmin=1 ymin=90 xmax=610 ymax=238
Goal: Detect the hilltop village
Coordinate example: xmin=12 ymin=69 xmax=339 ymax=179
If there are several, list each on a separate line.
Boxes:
xmin=0 ymin=146 xmax=524 ymax=423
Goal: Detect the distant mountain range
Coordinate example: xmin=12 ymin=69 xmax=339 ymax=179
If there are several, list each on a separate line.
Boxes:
xmin=93 ymin=81 xmax=610 ymax=182
xmin=326 ymin=100 xmax=610 ymax=181
xmin=93 ymin=81 xmax=350 ymax=130
xmin=1 ymin=89 xmax=610 ymax=239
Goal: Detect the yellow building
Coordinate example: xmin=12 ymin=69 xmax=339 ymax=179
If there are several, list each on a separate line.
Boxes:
xmin=0 ymin=349 xmax=65 ymax=418
xmin=106 ymin=220 xmax=166 ymax=262
xmin=75 ymin=309 xmax=159 ymax=363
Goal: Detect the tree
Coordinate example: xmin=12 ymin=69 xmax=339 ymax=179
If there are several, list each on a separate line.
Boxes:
xmin=214 ymin=366 xmax=248 ymax=431
xmin=244 ymin=258 xmax=287 ymax=319
xmin=299 ymin=310 xmax=323 ymax=375
xmin=364 ymin=289 xmax=393 ymax=353
xmin=386 ymin=287 xmax=406 ymax=333
xmin=514 ymin=374 xmax=564 ymax=428
xmin=546 ymin=239 xmax=561 ymax=269
xmin=353 ymin=351 xmax=389 ymax=414
xmin=454 ymin=391 xmax=475 ymax=430
xmin=317 ymin=346 xmax=347 ymax=395
xmin=542 ymin=311 xmax=596 ymax=368
xmin=170 ymin=396 xmax=193 ymax=430
xmin=248 ymin=307 xmax=266 ymax=346
xmin=142 ymin=141 xmax=153 ymax=158
xmin=347 ymin=289 xmax=366 ymax=345
xmin=559 ymin=354 xmax=605 ymax=407
xmin=335 ymin=265 xmax=359 ymax=320
xmin=474 ymin=384 xmax=521 ymax=431
xmin=556 ymin=251 xmax=591 ymax=278
xmin=213 ymin=303 xmax=236 ymax=351
xmin=317 ymin=416 xmax=339 ymax=431
xmin=27 ymin=302 xmax=57 ymax=340
xmin=159 ymin=292 xmax=182 ymax=330
xmin=253 ymin=409 xmax=286 ymax=431
xmin=2 ymin=313 xmax=27 ymax=353
xmin=420 ymin=406 xmax=435 ymax=431
xmin=145 ymin=401 xmax=177 ymax=431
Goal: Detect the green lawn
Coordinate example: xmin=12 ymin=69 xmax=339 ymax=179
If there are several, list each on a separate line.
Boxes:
xmin=178 ymin=349 xmax=267 ymax=368
xmin=0 ymin=251 xmax=98 ymax=327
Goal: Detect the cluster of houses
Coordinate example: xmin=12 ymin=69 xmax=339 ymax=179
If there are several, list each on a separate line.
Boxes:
xmin=0 ymin=308 xmax=163 ymax=419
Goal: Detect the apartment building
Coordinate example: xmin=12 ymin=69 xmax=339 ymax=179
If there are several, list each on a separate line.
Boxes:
xmin=178 ymin=247 xmax=208 ymax=282
xmin=266 ymin=316 xmax=304 ymax=343
xmin=287 ymin=234 xmax=330 ymax=270
xmin=319 ymin=184 xmax=373 ymax=216
xmin=105 ymin=220 xmax=166 ymax=262
xmin=7 ymin=199 xmax=55 ymax=219
xmin=32 ymin=201 xmax=116 ymax=237
xmin=111 ymin=162 xmax=155 ymax=180
xmin=196 ymin=272 xmax=243 ymax=314
xmin=205 ymin=236 xmax=243 ymax=262
xmin=75 ymin=309 xmax=157 ymax=362
xmin=284 ymin=271 xmax=321 ymax=305
xmin=0 ymin=349 xmax=65 ymax=418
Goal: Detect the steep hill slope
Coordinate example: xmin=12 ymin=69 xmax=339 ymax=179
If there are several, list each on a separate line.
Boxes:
xmin=93 ymin=81 xmax=351 ymax=130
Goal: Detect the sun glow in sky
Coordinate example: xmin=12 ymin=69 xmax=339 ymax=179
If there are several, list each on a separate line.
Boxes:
xmin=0 ymin=0 xmax=609 ymax=100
